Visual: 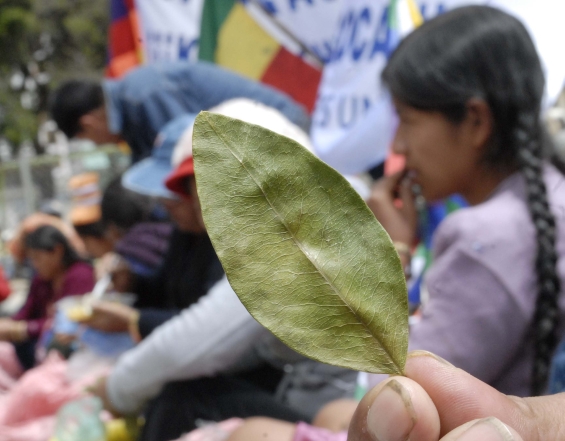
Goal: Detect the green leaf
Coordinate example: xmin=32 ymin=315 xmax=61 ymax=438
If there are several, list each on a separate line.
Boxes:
xmin=193 ymin=112 xmax=409 ymax=375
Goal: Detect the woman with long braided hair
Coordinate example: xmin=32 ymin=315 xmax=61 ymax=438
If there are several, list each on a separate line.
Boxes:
xmin=367 ymin=5 xmax=565 ymax=397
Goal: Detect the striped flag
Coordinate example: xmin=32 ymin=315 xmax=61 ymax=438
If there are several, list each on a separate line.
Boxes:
xmin=386 ymin=0 xmax=424 ymax=57
xmin=107 ymin=0 xmax=143 ymax=78
xmin=199 ymin=0 xmax=322 ymax=113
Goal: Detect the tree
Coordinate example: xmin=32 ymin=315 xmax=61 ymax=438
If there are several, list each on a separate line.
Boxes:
xmin=0 ymin=0 xmax=109 ymax=152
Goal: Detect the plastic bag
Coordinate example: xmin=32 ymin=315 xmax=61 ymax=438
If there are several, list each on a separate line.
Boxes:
xmin=52 ymin=397 xmax=105 ymax=441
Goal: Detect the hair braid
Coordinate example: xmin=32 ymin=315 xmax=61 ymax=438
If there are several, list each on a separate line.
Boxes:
xmin=515 ymin=113 xmax=561 ymax=395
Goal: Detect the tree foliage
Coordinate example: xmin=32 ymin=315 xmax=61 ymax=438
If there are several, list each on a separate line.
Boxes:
xmin=0 ymin=0 xmax=109 ymax=150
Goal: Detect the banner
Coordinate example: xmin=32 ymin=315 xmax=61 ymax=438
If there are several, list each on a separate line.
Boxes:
xmin=136 ymin=0 xmax=204 ymax=63
xmin=253 ymin=0 xmax=342 ymax=64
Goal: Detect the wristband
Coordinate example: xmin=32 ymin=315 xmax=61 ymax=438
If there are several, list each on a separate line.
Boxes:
xmin=393 ymin=241 xmax=412 ymax=257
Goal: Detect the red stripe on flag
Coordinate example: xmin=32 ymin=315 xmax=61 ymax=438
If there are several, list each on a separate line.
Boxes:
xmin=109 ymin=18 xmax=137 ymax=57
xmin=106 ymin=52 xmax=141 ymax=78
xmin=261 ymin=47 xmax=322 ymax=114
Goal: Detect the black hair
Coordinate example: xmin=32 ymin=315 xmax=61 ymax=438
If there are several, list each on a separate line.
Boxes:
xmin=74 ymin=221 xmax=106 ymax=239
xmin=49 ymin=80 xmax=104 ymax=138
xmin=383 ymin=5 xmax=564 ymax=395
xmin=101 ymin=176 xmax=152 ymax=232
xmin=25 ymin=225 xmax=82 ymax=269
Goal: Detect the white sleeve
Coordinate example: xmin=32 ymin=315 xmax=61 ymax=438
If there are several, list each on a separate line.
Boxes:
xmin=106 ymin=276 xmax=266 ymax=414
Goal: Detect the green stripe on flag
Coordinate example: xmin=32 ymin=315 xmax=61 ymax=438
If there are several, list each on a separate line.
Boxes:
xmin=388 ymin=0 xmax=400 ymax=29
xmin=198 ymin=0 xmax=237 ymax=62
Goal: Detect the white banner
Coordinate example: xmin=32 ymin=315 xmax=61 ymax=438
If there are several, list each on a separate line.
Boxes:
xmin=254 ymin=0 xmax=342 ymax=63
xmin=135 ymin=0 xmax=204 ymax=63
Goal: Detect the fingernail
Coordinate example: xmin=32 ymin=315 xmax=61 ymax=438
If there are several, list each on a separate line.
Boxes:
xmin=408 ymin=350 xmax=455 ymax=367
xmin=455 ymin=418 xmax=514 ymax=441
xmin=366 ymin=379 xmax=416 ymax=441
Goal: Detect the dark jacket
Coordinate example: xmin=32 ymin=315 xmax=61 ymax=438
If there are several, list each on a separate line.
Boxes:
xmin=132 ymin=228 xmax=224 ymax=338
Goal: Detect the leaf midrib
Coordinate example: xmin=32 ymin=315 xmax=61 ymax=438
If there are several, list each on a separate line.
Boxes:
xmin=204 ymin=115 xmax=402 ymax=375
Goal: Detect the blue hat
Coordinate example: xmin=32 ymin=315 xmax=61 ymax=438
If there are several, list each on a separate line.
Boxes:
xmin=122 ymin=114 xmax=196 ymax=198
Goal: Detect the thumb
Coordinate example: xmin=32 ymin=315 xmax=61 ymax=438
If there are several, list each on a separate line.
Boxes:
xmin=403 ymin=351 xmax=521 ymax=437
xmin=349 ymin=369 xmax=440 ymax=441
xmin=349 ymin=351 xmax=563 ymax=441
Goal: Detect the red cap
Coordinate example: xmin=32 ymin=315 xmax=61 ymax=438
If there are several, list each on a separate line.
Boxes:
xmin=165 ymin=156 xmax=194 ymax=196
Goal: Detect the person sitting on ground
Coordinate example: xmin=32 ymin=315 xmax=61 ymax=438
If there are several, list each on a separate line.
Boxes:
xmin=68 ymin=172 xmax=113 ymax=260
xmin=68 ymin=172 xmax=172 ymax=291
xmin=49 ymin=61 xmax=310 ymax=163
xmin=0 ymin=225 xmax=94 ymax=370
xmin=9 ymin=213 xmax=86 ymax=266
xmin=82 ymin=115 xmax=224 ymax=340
xmin=220 ymin=5 xmax=565 ymax=441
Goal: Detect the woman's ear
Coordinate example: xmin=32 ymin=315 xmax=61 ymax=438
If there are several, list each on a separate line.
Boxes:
xmin=465 ymin=98 xmax=494 ymax=151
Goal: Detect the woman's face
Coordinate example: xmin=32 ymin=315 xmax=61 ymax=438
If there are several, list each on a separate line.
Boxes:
xmin=80 ymin=235 xmax=113 ymax=259
xmin=28 ymin=246 xmax=64 ymax=280
xmin=391 ymin=100 xmax=485 ymax=202
xmin=160 ymin=177 xmax=206 ymax=233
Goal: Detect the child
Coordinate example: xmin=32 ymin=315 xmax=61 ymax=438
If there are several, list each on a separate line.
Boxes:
xmin=3 ymin=225 xmax=94 ymax=369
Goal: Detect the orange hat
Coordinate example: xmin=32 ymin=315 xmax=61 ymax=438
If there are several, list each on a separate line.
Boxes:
xmin=68 ymin=172 xmax=102 ymax=226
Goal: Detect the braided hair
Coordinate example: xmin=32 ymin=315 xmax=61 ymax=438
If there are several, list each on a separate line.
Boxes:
xmin=515 ymin=114 xmax=563 ymax=394
xmin=382 ymin=5 xmax=564 ymax=394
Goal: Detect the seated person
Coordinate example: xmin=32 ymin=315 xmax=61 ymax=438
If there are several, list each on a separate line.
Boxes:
xmin=1 ymin=225 xmax=94 ymax=370
xmin=9 ymin=213 xmax=87 ymax=265
xmin=68 ymin=172 xmax=172 ymax=288
xmin=83 ymin=115 xmax=224 ymax=340
xmin=68 ymin=172 xmax=113 ymax=260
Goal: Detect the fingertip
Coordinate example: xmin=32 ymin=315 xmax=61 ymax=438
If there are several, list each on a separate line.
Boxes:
xmin=349 ymin=376 xmax=440 ymax=441
xmin=407 ymin=350 xmax=456 ymax=370
xmin=440 ymin=418 xmax=523 ymax=441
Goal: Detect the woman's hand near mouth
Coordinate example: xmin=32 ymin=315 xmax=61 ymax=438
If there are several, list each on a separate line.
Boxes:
xmin=367 ymin=170 xmax=419 ymax=264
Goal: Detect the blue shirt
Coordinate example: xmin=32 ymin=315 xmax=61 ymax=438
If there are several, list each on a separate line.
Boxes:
xmin=103 ymin=61 xmax=310 ymax=163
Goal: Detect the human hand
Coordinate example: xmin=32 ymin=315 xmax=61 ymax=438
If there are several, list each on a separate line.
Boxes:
xmin=80 ymin=301 xmax=138 ymax=333
xmin=89 ymin=375 xmax=122 ymax=417
xmin=109 ymin=258 xmax=134 ymax=293
xmin=0 ymin=318 xmax=27 ymax=342
xmin=349 ymin=350 xmax=565 ymax=441
xmin=367 ymin=171 xmax=418 ymax=248
xmin=53 ymin=333 xmax=76 ymax=346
